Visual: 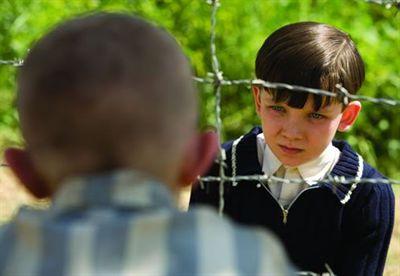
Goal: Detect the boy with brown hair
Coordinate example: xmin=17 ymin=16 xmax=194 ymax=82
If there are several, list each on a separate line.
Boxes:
xmin=191 ymin=21 xmax=394 ymax=275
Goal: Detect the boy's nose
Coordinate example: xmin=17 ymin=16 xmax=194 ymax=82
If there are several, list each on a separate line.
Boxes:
xmin=281 ymin=119 xmax=303 ymax=140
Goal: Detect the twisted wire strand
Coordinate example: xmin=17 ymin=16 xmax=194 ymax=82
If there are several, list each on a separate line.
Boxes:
xmin=194 ymin=77 xmax=400 ymax=107
xmin=366 ymin=0 xmax=400 ymax=8
xmin=0 ymin=59 xmax=23 ymax=66
xmin=198 ymin=173 xmax=400 ymax=186
xmin=207 ymin=0 xmax=226 ymax=216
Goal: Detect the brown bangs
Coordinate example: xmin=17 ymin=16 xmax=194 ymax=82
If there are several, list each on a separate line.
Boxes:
xmin=265 ymin=88 xmax=336 ymax=111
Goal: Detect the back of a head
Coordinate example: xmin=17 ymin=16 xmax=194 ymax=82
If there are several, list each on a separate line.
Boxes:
xmin=255 ymin=21 xmax=365 ymax=109
xmin=18 ymin=13 xmax=196 ymax=186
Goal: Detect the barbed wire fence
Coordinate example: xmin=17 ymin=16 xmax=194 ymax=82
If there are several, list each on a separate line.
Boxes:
xmin=0 ymin=0 xmax=399 ymax=275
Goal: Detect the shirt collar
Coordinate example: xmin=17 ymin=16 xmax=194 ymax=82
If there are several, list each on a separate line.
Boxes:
xmin=256 ymin=133 xmax=282 ymax=176
xmin=256 ymin=133 xmax=340 ymax=184
xmin=296 ymin=144 xmax=340 ymax=182
xmin=50 ymin=169 xmax=174 ymax=216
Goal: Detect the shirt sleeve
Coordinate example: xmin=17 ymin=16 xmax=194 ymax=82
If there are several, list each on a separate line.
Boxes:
xmin=331 ymin=179 xmax=395 ymax=276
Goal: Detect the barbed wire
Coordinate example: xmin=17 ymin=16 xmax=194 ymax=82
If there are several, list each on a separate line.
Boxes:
xmin=194 ymin=76 xmax=400 ymax=106
xmin=297 ymin=263 xmax=335 ymax=276
xmin=366 ymin=0 xmax=400 ymax=9
xmin=198 ymin=173 xmax=400 ymax=186
xmin=0 ymin=59 xmax=23 ymax=67
xmin=207 ymin=0 xmax=227 ymax=216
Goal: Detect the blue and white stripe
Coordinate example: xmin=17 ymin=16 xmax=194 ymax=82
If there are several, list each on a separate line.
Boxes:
xmin=0 ymin=169 xmax=294 ymax=276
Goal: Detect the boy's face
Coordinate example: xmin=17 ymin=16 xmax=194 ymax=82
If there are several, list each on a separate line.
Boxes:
xmin=253 ymin=87 xmax=360 ymax=167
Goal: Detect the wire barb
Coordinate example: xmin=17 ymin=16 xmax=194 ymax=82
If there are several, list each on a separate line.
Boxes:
xmin=0 ymin=59 xmax=23 ymax=67
xmin=366 ymin=0 xmax=400 ymax=9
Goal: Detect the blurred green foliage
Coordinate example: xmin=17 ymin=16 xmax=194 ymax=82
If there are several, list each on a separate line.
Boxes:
xmin=0 ymin=0 xmax=399 ymax=178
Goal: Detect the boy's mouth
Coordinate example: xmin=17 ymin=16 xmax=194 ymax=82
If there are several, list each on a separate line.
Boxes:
xmin=279 ymin=145 xmax=303 ymax=154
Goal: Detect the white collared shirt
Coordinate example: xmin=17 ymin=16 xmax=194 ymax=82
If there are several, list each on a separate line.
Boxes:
xmin=256 ymin=133 xmax=340 ymax=207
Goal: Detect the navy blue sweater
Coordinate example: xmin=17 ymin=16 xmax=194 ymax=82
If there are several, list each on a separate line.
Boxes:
xmin=190 ymin=127 xmax=395 ymax=276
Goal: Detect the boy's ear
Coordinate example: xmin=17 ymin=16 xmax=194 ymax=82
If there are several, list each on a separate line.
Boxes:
xmin=4 ymin=148 xmax=52 ymax=199
xmin=178 ymin=131 xmax=218 ymax=187
xmin=252 ymin=85 xmax=262 ymax=115
xmin=338 ymin=101 xmax=362 ymax=132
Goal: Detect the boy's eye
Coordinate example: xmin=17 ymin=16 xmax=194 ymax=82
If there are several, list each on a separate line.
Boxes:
xmin=309 ymin=112 xmax=325 ymax=120
xmin=269 ymin=106 xmax=285 ymax=112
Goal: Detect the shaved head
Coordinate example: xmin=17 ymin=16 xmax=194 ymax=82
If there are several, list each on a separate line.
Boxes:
xmin=17 ymin=13 xmax=197 ymax=187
